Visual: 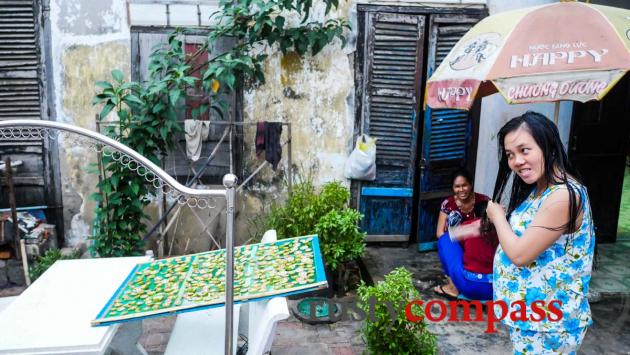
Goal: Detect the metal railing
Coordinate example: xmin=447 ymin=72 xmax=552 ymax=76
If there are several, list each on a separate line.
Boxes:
xmin=0 ymin=119 xmax=238 ymax=354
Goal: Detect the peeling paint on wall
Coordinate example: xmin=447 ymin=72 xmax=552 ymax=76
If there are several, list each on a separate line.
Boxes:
xmin=59 ymin=41 xmax=130 ymax=247
xmin=56 ymin=0 xmax=125 ymax=36
xmin=50 ymin=0 xmax=131 ymax=248
xmin=238 ymin=0 xmax=356 ymax=238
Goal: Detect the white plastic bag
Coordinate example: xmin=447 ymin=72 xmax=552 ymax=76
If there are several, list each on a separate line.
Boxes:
xmin=344 ymin=134 xmax=377 ymax=181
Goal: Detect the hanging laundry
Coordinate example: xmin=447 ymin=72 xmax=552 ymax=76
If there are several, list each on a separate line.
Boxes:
xmin=255 ymin=121 xmax=265 ymax=159
xmin=184 ymin=119 xmax=211 ymax=162
xmin=265 ymin=122 xmax=283 ymax=170
xmin=254 ymin=121 xmax=283 ymax=171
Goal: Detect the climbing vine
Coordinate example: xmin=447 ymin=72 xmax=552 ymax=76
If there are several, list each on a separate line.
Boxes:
xmin=91 ymin=0 xmax=349 ymax=256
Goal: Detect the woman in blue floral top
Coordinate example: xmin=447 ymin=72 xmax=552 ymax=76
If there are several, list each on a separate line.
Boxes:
xmin=485 ymin=111 xmax=595 ymax=354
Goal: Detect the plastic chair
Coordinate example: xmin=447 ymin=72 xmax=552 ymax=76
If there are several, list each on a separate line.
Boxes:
xmin=244 ymin=230 xmax=290 ymax=355
xmin=165 ymin=230 xmax=289 ymax=355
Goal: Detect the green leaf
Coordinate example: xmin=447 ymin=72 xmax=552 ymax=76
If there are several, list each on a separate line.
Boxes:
xmin=130 ymin=182 xmax=140 ymax=195
xmin=112 ymin=69 xmax=124 ymax=83
xmin=160 ymin=125 xmax=169 ymax=140
xmin=99 ymin=103 xmax=115 ymax=119
xmin=95 ymin=81 xmax=113 ymax=89
xmin=169 ymin=89 xmax=182 ymax=105
xmin=110 ymin=174 xmax=120 ymax=188
xmin=90 ymin=192 xmax=103 ymax=202
xmin=152 ymin=101 xmax=165 ymax=114
xmin=122 ymin=94 xmax=144 ymax=106
xmin=102 ymin=182 xmax=112 ymax=195
xmin=117 ymin=109 xmax=129 ymax=121
xmin=275 ymin=16 xmax=285 ymax=29
xmin=225 ymin=73 xmax=235 ymax=90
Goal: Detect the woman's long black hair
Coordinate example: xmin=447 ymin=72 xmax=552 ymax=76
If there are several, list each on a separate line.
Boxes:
xmin=492 ymin=111 xmax=583 ymax=236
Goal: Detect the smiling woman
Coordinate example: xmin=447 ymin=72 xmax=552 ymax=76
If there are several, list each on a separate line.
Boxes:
xmin=433 ymin=168 xmax=497 ymax=301
xmin=487 ymin=111 xmax=596 ymax=354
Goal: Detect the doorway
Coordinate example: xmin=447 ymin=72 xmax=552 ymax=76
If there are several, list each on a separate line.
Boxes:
xmin=569 ymin=74 xmax=630 ymax=243
xmin=353 ymin=5 xmax=486 ymax=245
xmin=618 ymin=161 xmax=630 ymax=241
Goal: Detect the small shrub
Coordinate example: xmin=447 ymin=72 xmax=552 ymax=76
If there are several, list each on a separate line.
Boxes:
xmin=314 ymin=208 xmax=365 ymax=271
xmin=29 ymin=248 xmax=81 ymax=282
xmin=267 ymin=181 xmax=319 ymax=239
xmin=357 ymin=267 xmax=437 ymax=355
xmin=317 ymin=181 xmax=350 ymax=214
xmin=268 ymin=181 xmax=351 ymax=240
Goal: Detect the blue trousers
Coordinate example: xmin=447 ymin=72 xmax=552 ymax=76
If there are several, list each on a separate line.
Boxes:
xmin=437 ymin=233 xmax=493 ymax=300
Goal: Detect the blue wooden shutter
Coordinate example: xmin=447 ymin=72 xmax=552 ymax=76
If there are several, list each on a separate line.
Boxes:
xmin=417 ymin=15 xmax=482 ymax=250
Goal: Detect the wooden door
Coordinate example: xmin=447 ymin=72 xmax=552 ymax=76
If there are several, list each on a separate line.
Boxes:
xmin=357 ymin=12 xmax=426 ymax=242
xmin=416 ymin=15 xmax=481 ymax=251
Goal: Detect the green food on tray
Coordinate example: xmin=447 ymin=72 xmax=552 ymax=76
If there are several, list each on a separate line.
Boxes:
xmin=98 ymin=235 xmax=325 ymax=321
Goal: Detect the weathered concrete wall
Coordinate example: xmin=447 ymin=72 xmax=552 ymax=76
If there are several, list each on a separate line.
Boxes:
xmin=50 ymin=0 xmax=130 ymax=248
xmin=236 ymin=1 xmax=356 ymax=241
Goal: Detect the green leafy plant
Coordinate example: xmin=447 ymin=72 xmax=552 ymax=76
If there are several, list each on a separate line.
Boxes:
xmin=317 ymin=180 xmax=350 ymax=216
xmin=314 ymin=208 xmax=365 ymax=271
xmin=92 ymin=0 xmax=349 ymax=256
xmin=29 ymin=248 xmax=80 ymax=282
xmin=266 ymin=180 xmax=350 ymax=239
xmin=357 ymin=268 xmax=437 ymax=355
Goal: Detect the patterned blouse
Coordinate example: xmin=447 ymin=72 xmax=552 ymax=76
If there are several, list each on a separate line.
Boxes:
xmin=493 ymin=180 xmax=595 ymax=332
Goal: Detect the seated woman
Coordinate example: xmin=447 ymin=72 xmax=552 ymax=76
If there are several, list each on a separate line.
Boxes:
xmin=433 ymin=168 xmax=497 ymax=300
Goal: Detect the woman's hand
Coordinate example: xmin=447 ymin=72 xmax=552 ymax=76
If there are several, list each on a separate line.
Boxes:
xmin=486 ymin=201 xmax=506 ymax=224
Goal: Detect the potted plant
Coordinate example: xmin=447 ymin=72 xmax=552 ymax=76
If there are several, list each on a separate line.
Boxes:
xmin=357 ymin=267 xmax=437 ymax=354
xmin=314 ymin=208 xmax=366 ymax=296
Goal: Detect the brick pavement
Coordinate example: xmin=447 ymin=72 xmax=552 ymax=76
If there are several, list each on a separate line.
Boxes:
xmin=4 ymin=241 xmax=630 ymax=354
xmin=270 ymin=299 xmax=366 ymax=355
xmin=138 ymin=298 xmax=366 ymax=355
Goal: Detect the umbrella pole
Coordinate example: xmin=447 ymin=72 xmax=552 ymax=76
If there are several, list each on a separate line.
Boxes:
xmin=553 ymin=101 xmax=560 ymax=125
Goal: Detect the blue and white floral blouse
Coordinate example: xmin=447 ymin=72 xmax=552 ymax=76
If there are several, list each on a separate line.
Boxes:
xmin=493 ymin=180 xmax=595 ymax=332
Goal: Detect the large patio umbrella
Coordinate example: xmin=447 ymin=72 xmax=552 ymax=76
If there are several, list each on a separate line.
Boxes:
xmin=425 ymin=1 xmax=630 ymax=111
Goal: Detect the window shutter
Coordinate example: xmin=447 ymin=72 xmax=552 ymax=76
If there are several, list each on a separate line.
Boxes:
xmin=417 ymin=14 xmax=485 ymax=249
xmin=0 ymin=0 xmax=57 ymax=216
xmin=0 ymin=0 xmax=41 ymax=120
xmin=425 ymin=17 xmax=477 ymax=163
xmin=363 ymin=12 xmax=425 ymax=186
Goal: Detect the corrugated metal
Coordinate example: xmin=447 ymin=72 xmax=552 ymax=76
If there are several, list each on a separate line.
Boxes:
xmin=366 ymin=13 xmax=422 ymax=170
xmin=0 ymin=0 xmax=41 ymax=120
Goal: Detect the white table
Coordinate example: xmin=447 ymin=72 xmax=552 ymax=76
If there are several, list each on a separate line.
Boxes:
xmin=0 ymin=256 xmax=149 ymax=354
